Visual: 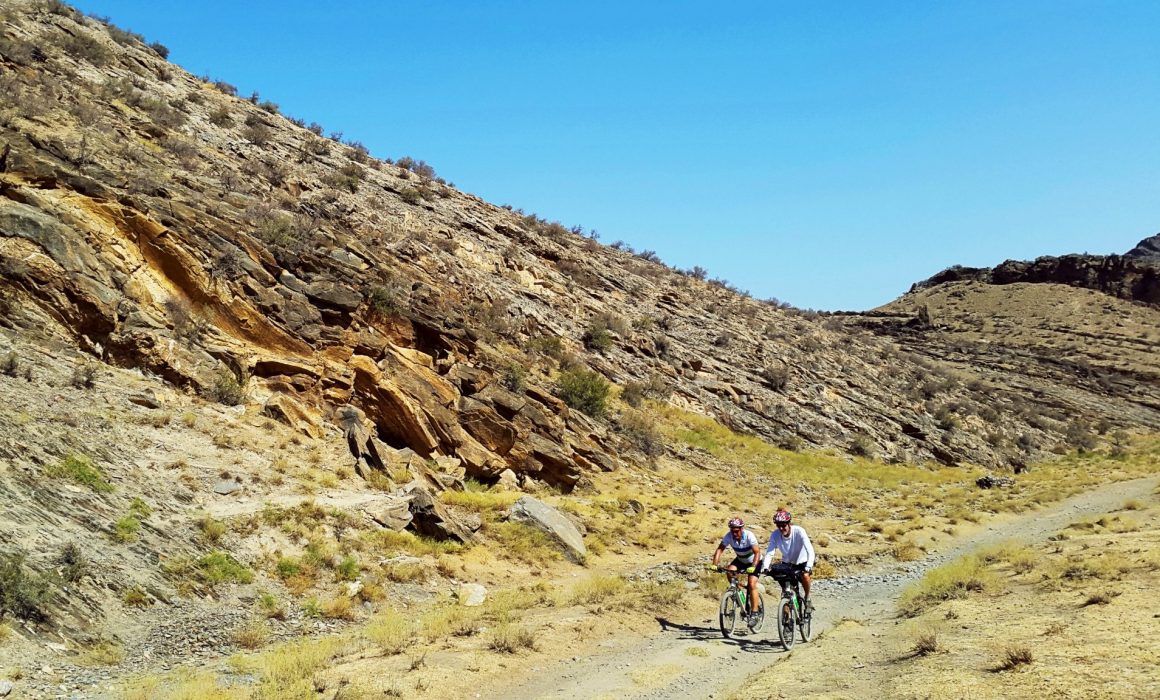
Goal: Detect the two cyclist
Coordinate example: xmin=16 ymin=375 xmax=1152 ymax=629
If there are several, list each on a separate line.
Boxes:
xmin=712 ymin=509 xmax=816 ymax=628
xmin=711 ymin=517 xmax=763 ymax=628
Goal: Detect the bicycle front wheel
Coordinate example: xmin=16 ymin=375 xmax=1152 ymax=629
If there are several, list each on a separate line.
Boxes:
xmin=777 ymin=596 xmax=795 ymax=650
xmin=719 ymin=591 xmax=739 ymax=638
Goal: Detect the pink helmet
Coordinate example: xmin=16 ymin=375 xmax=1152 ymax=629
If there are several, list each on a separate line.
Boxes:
xmin=773 ymin=509 xmax=792 ymax=525
xmin=728 ymin=517 xmax=744 ymax=528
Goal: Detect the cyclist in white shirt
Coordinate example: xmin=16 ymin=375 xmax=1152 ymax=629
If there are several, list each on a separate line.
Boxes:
xmin=712 ymin=517 xmax=763 ymax=628
xmin=760 ymin=509 xmax=816 ymax=614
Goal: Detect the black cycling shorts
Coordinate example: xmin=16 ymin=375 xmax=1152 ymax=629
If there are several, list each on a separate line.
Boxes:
xmin=728 ymin=557 xmax=759 ymax=575
xmin=766 ymin=562 xmax=807 ymax=580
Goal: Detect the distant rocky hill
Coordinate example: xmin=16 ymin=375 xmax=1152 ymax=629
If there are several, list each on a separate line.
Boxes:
xmin=850 ymin=234 xmax=1160 ymax=440
xmin=911 ymin=233 xmax=1160 ymax=306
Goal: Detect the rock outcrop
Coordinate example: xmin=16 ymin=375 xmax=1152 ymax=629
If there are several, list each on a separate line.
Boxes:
xmin=508 ymin=496 xmax=587 ymax=563
xmin=912 ymin=233 xmax=1160 ymax=306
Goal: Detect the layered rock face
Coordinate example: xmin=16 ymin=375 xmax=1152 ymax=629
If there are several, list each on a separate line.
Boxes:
xmin=913 ymin=233 xmax=1160 ymax=306
xmin=1 ymin=0 xmax=1155 ymax=488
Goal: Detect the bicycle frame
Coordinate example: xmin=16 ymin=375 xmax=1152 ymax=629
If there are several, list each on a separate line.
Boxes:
xmin=767 ymin=565 xmax=810 ymax=648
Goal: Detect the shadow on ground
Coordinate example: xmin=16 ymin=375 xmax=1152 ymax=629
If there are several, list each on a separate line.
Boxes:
xmin=656 ymin=616 xmax=786 ymax=654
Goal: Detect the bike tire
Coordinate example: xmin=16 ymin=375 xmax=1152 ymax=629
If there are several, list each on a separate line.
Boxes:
xmin=798 ymin=604 xmax=811 ymax=642
xmin=778 ymin=596 xmax=795 ymax=650
xmin=719 ymin=591 xmax=739 ymax=638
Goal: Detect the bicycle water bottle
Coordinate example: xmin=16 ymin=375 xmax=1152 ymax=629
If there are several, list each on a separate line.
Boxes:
xmin=739 ymin=590 xmax=747 ymax=607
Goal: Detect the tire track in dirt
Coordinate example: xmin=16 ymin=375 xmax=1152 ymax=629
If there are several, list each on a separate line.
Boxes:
xmin=495 ymin=475 xmax=1159 ymax=700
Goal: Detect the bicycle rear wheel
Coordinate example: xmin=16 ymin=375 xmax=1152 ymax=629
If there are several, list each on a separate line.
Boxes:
xmin=719 ymin=591 xmax=739 ymax=638
xmin=798 ymin=604 xmax=811 ymax=642
xmin=777 ymin=596 xmax=795 ymax=650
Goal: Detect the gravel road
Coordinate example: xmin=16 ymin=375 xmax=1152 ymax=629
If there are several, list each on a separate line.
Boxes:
xmin=497 ymin=475 xmax=1159 ymax=700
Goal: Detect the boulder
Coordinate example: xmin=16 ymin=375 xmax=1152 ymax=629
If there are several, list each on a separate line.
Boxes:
xmin=495 ymin=468 xmax=520 ymax=491
xmin=448 ymin=364 xmax=492 ymax=394
xmin=459 ymin=397 xmax=517 ymax=455
xmin=976 ymin=475 xmax=1015 ymax=489
xmin=525 ymin=433 xmax=581 ymax=486
xmin=458 ymin=583 xmax=488 ymax=607
xmin=368 ymin=498 xmax=413 ymax=531
xmin=509 ymin=496 xmax=586 ymax=563
xmin=304 ymin=281 xmax=363 ymax=312
xmin=404 ymin=484 xmax=475 ymax=543
xmin=213 ymin=479 xmax=242 ymax=495
xmin=127 ymin=390 xmax=162 ymax=409
xmin=476 ymin=384 xmax=527 ymax=417
xmin=263 ymin=393 xmax=322 ymax=438
xmin=340 ymin=405 xmax=387 ymax=477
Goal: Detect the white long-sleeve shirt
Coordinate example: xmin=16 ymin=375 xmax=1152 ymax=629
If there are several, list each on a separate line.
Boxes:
xmin=761 ymin=525 xmax=815 ymax=572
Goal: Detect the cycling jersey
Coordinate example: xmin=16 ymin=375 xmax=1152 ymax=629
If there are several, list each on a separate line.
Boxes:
xmin=720 ymin=529 xmax=760 ymax=563
xmin=761 ymin=525 xmax=815 ymax=572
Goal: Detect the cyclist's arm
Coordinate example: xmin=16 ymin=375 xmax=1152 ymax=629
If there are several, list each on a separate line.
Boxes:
xmin=712 ymin=543 xmax=726 ymax=567
xmin=749 ymin=542 xmax=762 ymax=572
xmin=760 ymin=535 xmax=778 ymax=573
xmin=801 ymin=529 xmax=816 ymax=571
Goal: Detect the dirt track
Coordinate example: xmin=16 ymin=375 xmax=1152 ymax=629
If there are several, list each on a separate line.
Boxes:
xmin=493 ymin=475 xmax=1159 ymax=700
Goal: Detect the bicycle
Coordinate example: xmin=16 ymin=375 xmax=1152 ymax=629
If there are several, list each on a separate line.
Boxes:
xmin=766 ymin=562 xmax=811 ymax=649
xmin=712 ymin=565 xmax=764 ymax=638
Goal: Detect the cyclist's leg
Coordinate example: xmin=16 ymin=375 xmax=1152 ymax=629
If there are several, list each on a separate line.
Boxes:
xmin=798 ymin=567 xmax=813 ymax=612
xmin=724 ymin=558 xmax=741 ymax=587
xmin=746 ymin=573 xmax=760 ymax=613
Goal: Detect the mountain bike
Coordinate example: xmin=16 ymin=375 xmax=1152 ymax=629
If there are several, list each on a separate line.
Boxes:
xmin=713 ymin=565 xmax=763 ymax=638
xmin=766 ymin=563 xmax=811 ymax=649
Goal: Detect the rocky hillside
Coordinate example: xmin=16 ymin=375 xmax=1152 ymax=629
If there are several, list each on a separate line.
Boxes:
xmin=0 ymin=0 xmax=1100 ymax=481
xmin=849 ymin=235 xmax=1160 ymax=441
xmin=1 ymin=0 xmax=1158 ymax=655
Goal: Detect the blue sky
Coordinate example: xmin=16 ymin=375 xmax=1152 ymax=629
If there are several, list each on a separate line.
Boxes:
xmin=72 ymin=1 xmax=1160 ymax=310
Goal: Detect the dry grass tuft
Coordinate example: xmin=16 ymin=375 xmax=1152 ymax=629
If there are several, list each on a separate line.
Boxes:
xmin=364 ymin=610 xmax=413 ymax=655
xmin=419 ymin=605 xmax=482 ymax=641
xmin=1082 ymin=591 xmax=1113 ymax=606
xmin=892 ymin=542 xmax=923 ymax=561
xmin=486 ymin=623 xmax=537 ymax=653
xmin=912 ymin=630 xmax=940 ymax=656
xmin=812 ymin=559 xmax=837 ymax=579
xmin=320 ymin=595 xmax=357 ymax=620
xmin=233 ymin=619 xmax=271 ymax=649
xmin=567 ymin=574 xmax=627 ymax=605
xmin=996 ymin=644 xmax=1034 ymax=671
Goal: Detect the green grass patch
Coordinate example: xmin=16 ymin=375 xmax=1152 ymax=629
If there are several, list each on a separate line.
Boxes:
xmin=198 ymin=552 xmax=253 ymax=586
xmin=898 ymin=554 xmax=997 ymax=616
xmin=440 ymin=488 xmax=520 ymax=513
xmin=46 ymin=454 xmax=114 ymax=493
xmin=567 ymin=574 xmax=627 ymax=605
xmin=112 ymin=515 xmax=141 ymax=543
xmin=485 ymin=521 xmax=563 ymax=563
xmin=365 ymin=529 xmax=462 ymax=558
